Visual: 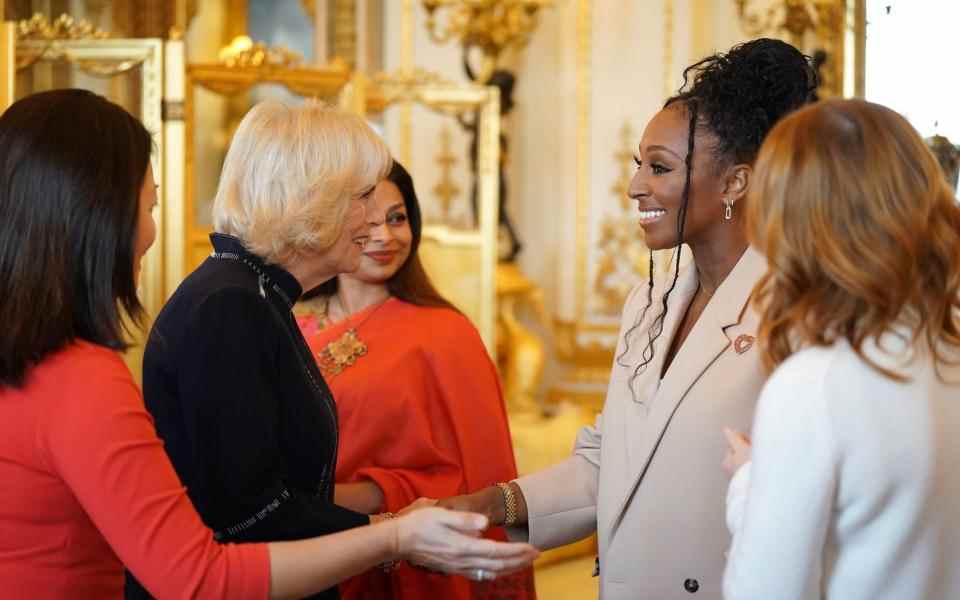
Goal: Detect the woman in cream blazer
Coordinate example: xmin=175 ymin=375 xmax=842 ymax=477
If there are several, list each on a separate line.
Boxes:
xmin=438 ymin=39 xmax=818 ymax=599
xmin=517 ymin=247 xmax=767 ymax=599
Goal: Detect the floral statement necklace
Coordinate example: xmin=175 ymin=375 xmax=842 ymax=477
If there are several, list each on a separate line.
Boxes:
xmin=315 ymin=297 xmax=390 ymax=377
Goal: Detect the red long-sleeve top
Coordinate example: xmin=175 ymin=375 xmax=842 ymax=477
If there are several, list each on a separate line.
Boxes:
xmin=0 ymin=340 xmax=270 ymax=599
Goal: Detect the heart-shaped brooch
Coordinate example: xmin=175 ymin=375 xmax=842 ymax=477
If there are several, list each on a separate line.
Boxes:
xmin=734 ymin=334 xmax=755 ymax=354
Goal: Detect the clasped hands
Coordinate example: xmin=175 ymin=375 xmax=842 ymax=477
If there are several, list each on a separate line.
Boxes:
xmin=384 ymin=496 xmax=537 ymax=581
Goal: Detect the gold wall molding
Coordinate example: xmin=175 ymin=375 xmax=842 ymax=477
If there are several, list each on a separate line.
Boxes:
xmin=421 ymin=0 xmax=554 ymax=82
xmin=332 ymin=0 xmax=358 ymax=68
xmin=16 ymin=13 xmax=108 ymax=41
xmin=218 ymin=35 xmax=303 ymax=68
xmin=663 ymin=0 xmax=674 ymax=99
xmin=432 ymin=126 xmax=461 ymax=222
xmin=0 ymin=23 xmax=15 ymax=112
xmin=187 ymin=49 xmax=350 ymax=97
xmin=592 ymin=122 xmax=653 ymax=317
xmin=398 ymin=0 xmax=416 ymax=166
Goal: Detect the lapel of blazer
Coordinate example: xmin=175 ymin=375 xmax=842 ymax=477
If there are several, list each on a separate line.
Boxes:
xmin=611 ymin=247 xmax=767 ymax=530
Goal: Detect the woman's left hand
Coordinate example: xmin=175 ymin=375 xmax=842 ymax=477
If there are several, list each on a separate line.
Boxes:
xmin=722 ymin=427 xmax=752 ymax=476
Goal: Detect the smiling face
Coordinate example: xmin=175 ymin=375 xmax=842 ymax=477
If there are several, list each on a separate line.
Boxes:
xmin=340 ymin=179 xmax=413 ymax=285
xmin=628 ymin=104 xmax=732 ymax=251
xmin=325 ymin=185 xmax=375 ymax=274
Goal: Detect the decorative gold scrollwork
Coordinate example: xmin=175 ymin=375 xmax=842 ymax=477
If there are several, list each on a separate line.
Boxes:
xmin=187 ymin=38 xmax=349 ymax=98
xmin=218 ymin=35 xmax=302 ymax=68
xmin=733 ymin=0 xmax=847 ymax=97
xmin=421 ymin=0 xmax=553 ymax=81
xmin=432 ymin=127 xmax=462 ymax=223
xmin=592 ymin=122 xmax=650 ymax=316
xmin=15 ymin=13 xmax=115 ymax=72
xmin=16 ymin=13 xmax=108 ymax=41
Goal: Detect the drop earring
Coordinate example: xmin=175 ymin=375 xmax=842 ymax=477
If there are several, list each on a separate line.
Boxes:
xmin=723 ymin=197 xmax=733 ymax=221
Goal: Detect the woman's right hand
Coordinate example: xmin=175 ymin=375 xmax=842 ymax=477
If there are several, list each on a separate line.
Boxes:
xmin=393 ymin=507 xmax=539 ymax=579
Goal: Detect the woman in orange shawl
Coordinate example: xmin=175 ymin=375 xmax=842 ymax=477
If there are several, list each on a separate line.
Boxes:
xmin=296 ymin=161 xmax=536 ymax=600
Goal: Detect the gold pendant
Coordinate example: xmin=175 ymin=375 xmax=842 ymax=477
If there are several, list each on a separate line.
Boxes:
xmin=318 ymin=328 xmax=367 ymax=376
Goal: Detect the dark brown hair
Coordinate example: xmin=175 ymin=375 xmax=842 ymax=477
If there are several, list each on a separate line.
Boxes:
xmin=305 ymin=161 xmax=457 ymax=312
xmin=0 ymin=89 xmax=152 ymax=388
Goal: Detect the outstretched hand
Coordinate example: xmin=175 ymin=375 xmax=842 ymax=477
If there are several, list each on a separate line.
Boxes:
xmin=395 ymin=507 xmax=538 ymax=580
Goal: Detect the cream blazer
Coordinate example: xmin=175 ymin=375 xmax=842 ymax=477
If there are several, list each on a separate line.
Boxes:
xmin=513 ymin=248 xmax=768 ymax=600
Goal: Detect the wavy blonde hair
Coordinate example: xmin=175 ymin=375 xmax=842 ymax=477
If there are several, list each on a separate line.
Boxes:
xmin=748 ymin=98 xmax=960 ymax=379
xmin=212 ymin=100 xmax=391 ymax=265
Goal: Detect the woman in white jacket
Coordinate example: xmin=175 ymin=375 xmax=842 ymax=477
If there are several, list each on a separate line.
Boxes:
xmin=722 ymin=98 xmax=960 ymax=600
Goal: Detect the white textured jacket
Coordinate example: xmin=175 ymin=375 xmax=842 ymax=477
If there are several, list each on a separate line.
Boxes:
xmin=725 ymin=330 xmax=960 ymax=600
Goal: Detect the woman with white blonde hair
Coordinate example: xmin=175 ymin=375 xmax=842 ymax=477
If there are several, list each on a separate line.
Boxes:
xmin=124 ymin=100 xmax=538 ymax=600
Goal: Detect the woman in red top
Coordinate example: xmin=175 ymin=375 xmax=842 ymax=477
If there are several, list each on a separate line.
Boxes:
xmin=297 ymin=161 xmax=537 ymax=600
xmin=0 ymin=90 xmax=537 ymax=600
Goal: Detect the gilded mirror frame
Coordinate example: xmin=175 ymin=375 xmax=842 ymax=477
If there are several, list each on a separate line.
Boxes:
xmin=7 ymin=33 xmax=167 ymax=319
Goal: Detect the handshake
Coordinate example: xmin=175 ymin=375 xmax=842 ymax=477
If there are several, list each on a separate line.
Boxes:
xmin=378 ymin=486 xmax=535 ymax=582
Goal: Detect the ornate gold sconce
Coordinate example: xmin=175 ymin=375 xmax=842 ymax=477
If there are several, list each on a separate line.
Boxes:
xmin=733 ymin=0 xmax=847 ymax=96
xmin=421 ymin=0 xmax=553 ymax=81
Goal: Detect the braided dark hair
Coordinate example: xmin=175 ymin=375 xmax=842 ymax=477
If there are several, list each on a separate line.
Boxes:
xmin=617 ymin=38 xmax=817 ymax=392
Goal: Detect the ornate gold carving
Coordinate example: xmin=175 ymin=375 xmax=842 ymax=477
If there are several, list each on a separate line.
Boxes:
xmin=218 ymin=35 xmax=303 ymax=68
xmin=432 ymin=126 xmax=461 ymax=221
xmin=15 ymin=13 xmax=113 ymax=71
xmin=187 ymin=39 xmax=349 ymax=97
xmin=592 ymin=123 xmax=651 ymax=316
xmin=421 ymin=0 xmax=553 ymax=81
xmin=16 ymin=13 xmax=109 ymax=41
xmin=733 ymin=0 xmax=847 ymax=97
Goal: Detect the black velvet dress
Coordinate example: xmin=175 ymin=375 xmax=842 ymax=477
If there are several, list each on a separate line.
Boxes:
xmin=125 ymin=234 xmax=368 ymax=600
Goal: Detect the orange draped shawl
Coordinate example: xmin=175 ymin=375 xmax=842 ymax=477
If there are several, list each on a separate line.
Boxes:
xmin=297 ymin=298 xmax=536 ymax=600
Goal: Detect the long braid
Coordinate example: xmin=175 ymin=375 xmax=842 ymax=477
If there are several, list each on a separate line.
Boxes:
xmin=622 ymin=102 xmax=698 ymax=399
xmin=616 ymin=250 xmax=655 ymax=368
